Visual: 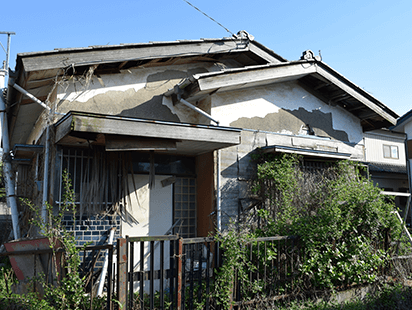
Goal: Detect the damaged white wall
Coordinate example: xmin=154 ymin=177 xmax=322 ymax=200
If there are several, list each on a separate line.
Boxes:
xmin=209 ymin=81 xmax=367 ymax=228
xmin=55 ymin=63 xmax=225 ymax=124
xmin=211 ymin=81 xmax=364 ymax=144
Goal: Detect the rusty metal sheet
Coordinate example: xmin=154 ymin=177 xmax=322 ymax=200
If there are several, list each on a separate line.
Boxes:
xmin=4 ymin=238 xmax=62 ymax=281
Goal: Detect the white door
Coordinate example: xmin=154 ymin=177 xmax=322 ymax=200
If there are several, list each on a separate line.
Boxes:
xmin=121 ymin=174 xmax=173 ymax=292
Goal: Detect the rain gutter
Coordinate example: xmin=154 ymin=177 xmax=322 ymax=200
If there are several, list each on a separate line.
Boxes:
xmin=164 ymin=85 xmax=222 ymax=231
xmin=12 ymin=84 xmax=54 ymax=223
xmin=0 ymin=69 xmax=20 ymax=239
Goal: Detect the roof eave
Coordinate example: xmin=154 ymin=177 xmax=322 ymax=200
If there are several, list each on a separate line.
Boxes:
xmin=176 ymin=61 xmax=398 ymax=130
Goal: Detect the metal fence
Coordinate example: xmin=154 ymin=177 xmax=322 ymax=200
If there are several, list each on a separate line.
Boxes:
xmin=124 ymin=236 xmax=218 ymax=310
xmin=2 ymin=235 xmax=300 ymax=310
xmin=232 ymin=236 xmax=300 ymax=307
xmin=120 ymin=235 xmax=299 ymax=310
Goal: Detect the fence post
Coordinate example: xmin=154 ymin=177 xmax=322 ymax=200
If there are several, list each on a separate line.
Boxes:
xmin=117 ymin=238 xmax=127 ymax=309
xmin=177 ymin=238 xmax=183 ymax=310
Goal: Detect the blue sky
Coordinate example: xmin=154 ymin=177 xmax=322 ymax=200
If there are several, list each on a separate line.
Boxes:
xmin=1 ymin=0 xmax=411 ymax=117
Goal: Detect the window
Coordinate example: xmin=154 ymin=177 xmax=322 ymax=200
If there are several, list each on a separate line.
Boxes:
xmin=173 ymin=177 xmax=196 ymax=238
xmin=383 ymin=145 xmax=399 ymax=159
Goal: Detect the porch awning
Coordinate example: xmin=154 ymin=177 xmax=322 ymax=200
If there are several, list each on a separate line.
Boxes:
xmin=261 ymin=145 xmax=351 ymax=160
xmin=12 ymin=144 xmax=44 ymax=164
xmin=55 ymin=111 xmax=241 ymax=155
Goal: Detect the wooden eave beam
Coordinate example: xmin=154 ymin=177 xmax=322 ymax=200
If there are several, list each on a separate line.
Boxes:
xmin=20 ymin=40 xmax=251 ymax=73
xmin=193 ymin=63 xmax=317 ymax=94
xmin=314 ymin=82 xmax=331 ymax=90
xmin=55 ymin=113 xmax=241 ymax=146
xmin=249 ymin=42 xmax=284 ymax=64
xmin=315 ymin=65 xmax=397 ymax=125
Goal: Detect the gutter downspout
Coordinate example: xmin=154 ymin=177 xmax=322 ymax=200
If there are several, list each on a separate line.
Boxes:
xmin=176 ymin=98 xmax=221 ymax=231
xmin=179 ymin=98 xmax=219 ymax=125
xmin=166 ymin=88 xmax=223 ymax=231
xmin=41 ymin=125 xmax=50 ymax=221
xmin=12 ymin=83 xmax=52 ymax=223
xmin=0 ymin=69 xmax=20 ymax=239
xmin=404 ymin=133 xmax=412 ymax=225
xmin=217 ymin=149 xmax=221 ymax=232
xmin=165 ymin=81 xmax=225 ymax=231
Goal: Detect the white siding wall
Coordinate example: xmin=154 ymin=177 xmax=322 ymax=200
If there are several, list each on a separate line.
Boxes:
xmin=364 ymin=130 xmax=406 ymax=166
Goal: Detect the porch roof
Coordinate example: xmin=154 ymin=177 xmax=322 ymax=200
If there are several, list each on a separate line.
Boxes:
xmin=54 ymin=111 xmax=241 ymax=155
xmin=260 ymin=145 xmax=352 ymax=160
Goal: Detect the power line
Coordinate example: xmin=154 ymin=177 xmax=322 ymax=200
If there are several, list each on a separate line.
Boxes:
xmin=182 ymin=0 xmax=235 ymax=37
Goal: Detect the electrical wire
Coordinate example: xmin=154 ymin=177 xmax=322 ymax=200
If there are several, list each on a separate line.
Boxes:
xmin=181 ymin=0 xmax=236 ymax=37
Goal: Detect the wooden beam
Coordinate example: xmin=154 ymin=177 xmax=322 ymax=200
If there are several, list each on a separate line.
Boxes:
xmin=55 ymin=113 xmax=241 ymax=146
xmin=249 ymin=42 xmax=283 ymax=64
xmin=195 ymin=62 xmax=317 ymax=94
xmin=21 ymin=40 xmax=248 ymax=72
xmin=316 ymin=65 xmax=397 ymax=125
xmin=105 ymin=135 xmax=178 ymax=151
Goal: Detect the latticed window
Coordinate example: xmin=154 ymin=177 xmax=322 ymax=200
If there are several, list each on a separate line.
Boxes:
xmin=173 ymin=177 xmax=196 ymax=238
xmin=57 ymin=147 xmax=197 ymax=237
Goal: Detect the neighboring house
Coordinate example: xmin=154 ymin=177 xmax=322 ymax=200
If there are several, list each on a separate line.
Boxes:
xmin=3 ymin=32 xmax=399 ymax=246
xmin=391 ymin=109 xmax=412 ymax=221
xmin=363 ymin=129 xmax=409 ymax=220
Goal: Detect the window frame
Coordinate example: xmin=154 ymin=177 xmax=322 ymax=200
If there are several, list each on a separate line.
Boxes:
xmin=383 ymin=144 xmax=399 ymax=159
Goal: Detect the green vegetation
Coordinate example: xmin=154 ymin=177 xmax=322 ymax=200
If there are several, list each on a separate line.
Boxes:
xmin=0 ymin=170 xmax=105 ymax=309
xmin=0 ymin=155 xmax=410 ymax=309
xmin=274 ymin=282 xmax=412 ymax=310
xmin=253 ymin=154 xmax=403 ymax=288
xmin=212 ymin=153 xmax=408 ymax=309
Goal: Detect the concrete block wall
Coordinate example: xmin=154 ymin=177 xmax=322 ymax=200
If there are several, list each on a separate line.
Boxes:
xmin=219 ymin=130 xmax=266 ymax=229
xmin=62 ymin=214 xmax=120 ymax=269
xmin=219 ymin=129 xmax=368 ymax=230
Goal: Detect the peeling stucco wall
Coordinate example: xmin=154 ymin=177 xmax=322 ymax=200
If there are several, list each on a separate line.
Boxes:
xmin=214 ymin=80 xmax=368 ymax=229
xmin=218 ymin=129 xmax=365 ymax=229
xmin=56 ymin=64 xmax=215 ymax=123
xmin=211 ymin=81 xmax=364 ymax=144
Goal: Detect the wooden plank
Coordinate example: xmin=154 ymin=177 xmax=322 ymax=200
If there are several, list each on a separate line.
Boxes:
xmin=55 ymin=114 xmax=74 ymax=143
xmin=249 ymin=42 xmax=283 ymax=64
xmin=196 ymin=62 xmax=316 ymax=93
xmin=69 ymin=114 xmax=240 ymax=145
xmin=316 ymin=65 xmax=397 ymax=125
xmin=128 ymin=235 xmax=179 ymax=243
xmin=105 ymin=135 xmax=177 ymax=151
xmin=21 ymin=40 xmax=247 ymax=72
xmin=116 ymin=238 xmax=127 ymax=309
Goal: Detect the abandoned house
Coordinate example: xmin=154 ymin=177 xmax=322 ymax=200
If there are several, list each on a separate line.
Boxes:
xmin=1 ymin=31 xmax=402 ymax=247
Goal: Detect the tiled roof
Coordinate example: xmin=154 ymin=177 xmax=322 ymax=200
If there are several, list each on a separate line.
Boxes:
xmin=367 ymin=162 xmax=407 ymax=174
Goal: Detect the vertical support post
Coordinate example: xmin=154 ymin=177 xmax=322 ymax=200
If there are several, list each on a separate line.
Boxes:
xmin=206 ymin=242 xmax=210 ymax=310
xmin=160 ymin=240 xmax=164 ymax=309
xmin=107 ymin=245 xmax=113 ymax=310
xmin=217 ymin=149 xmax=221 ymax=232
xmin=177 ymin=238 xmax=183 ymax=310
xmin=129 ymin=240 xmax=134 ymax=310
xmin=116 ymin=238 xmax=127 ymax=310
xmin=139 ymin=241 xmax=144 ymax=309
xmin=150 ymin=240 xmax=154 ymax=309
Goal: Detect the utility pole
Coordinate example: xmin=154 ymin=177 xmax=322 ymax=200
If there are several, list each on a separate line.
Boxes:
xmin=0 ymin=31 xmax=20 ymax=240
xmin=0 ymin=31 xmax=16 ymax=74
